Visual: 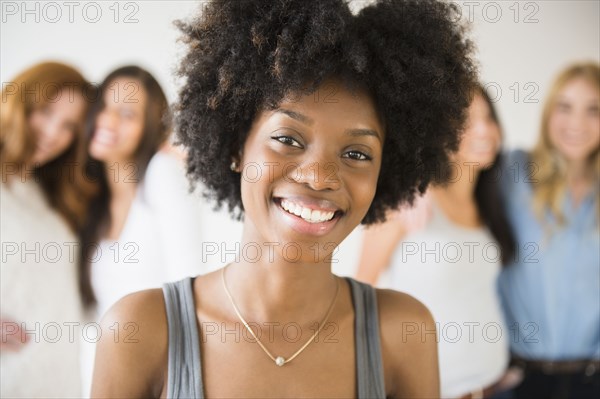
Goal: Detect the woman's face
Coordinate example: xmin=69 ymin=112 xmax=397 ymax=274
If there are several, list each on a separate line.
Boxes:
xmin=28 ymin=89 xmax=85 ymax=166
xmin=452 ymin=93 xmax=501 ymax=169
xmin=548 ymin=78 xmax=600 ymax=163
xmin=239 ymin=80 xmax=384 ymax=263
xmin=89 ymin=77 xmax=147 ymax=163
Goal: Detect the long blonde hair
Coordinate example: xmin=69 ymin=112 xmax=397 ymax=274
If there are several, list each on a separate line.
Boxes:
xmin=530 ymin=62 xmax=600 ymax=225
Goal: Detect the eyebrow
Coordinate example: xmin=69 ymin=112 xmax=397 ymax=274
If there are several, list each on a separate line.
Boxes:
xmin=275 ymin=108 xmax=314 ymax=125
xmin=276 ymin=108 xmax=382 ymax=142
xmin=557 ymin=96 xmax=599 ymax=103
xmin=345 ymin=128 xmax=382 ymax=143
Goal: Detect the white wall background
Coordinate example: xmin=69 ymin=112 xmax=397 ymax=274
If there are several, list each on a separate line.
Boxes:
xmin=2 ymin=0 xmax=599 ymax=276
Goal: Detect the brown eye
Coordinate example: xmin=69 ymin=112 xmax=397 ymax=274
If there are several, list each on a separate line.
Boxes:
xmin=39 ymin=105 xmax=52 ymax=116
xmin=272 ymin=135 xmax=303 ymax=148
xmin=343 ymin=150 xmax=371 ymax=161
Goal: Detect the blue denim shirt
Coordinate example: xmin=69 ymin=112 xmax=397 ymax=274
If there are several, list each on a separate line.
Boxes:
xmin=497 ymin=150 xmax=600 ymax=360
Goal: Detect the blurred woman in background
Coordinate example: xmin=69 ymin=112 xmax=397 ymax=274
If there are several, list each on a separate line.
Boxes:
xmin=357 ymin=85 xmax=516 ymax=398
xmin=79 ymin=65 xmax=203 ymax=395
xmin=82 ymin=65 xmax=204 ymax=318
xmin=0 ymin=62 xmax=97 ymax=397
xmin=498 ymin=62 xmax=600 ymax=398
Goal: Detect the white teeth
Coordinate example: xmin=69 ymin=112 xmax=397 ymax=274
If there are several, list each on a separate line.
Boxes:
xmin=280 ymin=199 xmax=336 ymax=223
xmin=312 ymin=210 xmax=322 ymax=220
xmin=93 ymin=128 xmax=117 ymax=146
xmin=301 ymin=208 xmax=311 ymax=219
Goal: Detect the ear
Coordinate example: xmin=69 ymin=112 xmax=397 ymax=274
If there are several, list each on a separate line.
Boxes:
xmin=229 ymin=159 xmax=239 ymax=173
xmin=230 ymin=150 xmax=243 ymax=173
xmin=234 ymin=147 xmax=245 ymax=171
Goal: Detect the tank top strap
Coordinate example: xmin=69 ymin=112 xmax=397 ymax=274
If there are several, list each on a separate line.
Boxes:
xmin=162 ymin=276 xmax=384 ymax=398
xmin=345 ymin=277 xmax=386 ymax=398
xmin=162 ymin=277 xmax=204 ymax=398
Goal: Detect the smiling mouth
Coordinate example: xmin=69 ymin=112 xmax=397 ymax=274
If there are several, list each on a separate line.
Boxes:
xmin=92 ymin=128 xmax=117 ymax=146
xmin=274 ymin=198 xmax=343 ymax=224
xmin=561 ymin=132 xmax=588 ymax=145
xmin=36 ymin=142 xmax=51 ymax=153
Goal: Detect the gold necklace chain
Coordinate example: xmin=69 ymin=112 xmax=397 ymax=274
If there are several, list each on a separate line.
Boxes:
xmin=221 ymin=265 xmax=340 ymax=367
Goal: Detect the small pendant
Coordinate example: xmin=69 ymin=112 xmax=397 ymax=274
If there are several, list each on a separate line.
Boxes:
xmin=275 ymin=356 xmax=285 ymax=366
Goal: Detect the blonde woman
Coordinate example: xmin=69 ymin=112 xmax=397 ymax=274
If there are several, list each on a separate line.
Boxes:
xmin=498 ymin=62 xmax=599 ymax=398
xmin=0 ymin=62 xmax=97 ymax=397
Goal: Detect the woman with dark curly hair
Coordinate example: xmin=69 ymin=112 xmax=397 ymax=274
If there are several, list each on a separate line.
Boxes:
xmin=91 ymin=0 xmax=477 ymax=397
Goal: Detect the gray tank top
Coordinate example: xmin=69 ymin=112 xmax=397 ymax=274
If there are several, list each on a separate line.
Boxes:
xmin=162 ymin=276 xmax=386 ymax=398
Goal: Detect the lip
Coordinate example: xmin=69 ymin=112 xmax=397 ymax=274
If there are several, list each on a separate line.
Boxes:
xmin=276 ymin=195 xmax=343 ymax=213
xmin=560 ymin=131 xmax=588 ymax=145
xmin=36 ymin=142 xmax=51 ymax=153
xmin=273 ymin=196 xmax=344 ymax=237
xmin=92 ymin=128 xmax=117 ymax=147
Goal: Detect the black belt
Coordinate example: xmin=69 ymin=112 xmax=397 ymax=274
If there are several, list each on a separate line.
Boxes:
xmin=512 ymin=355 xmax=600 ymax=376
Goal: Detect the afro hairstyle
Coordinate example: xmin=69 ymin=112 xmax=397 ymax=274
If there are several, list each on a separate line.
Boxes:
xmin=174 ymin=0 xmax=477 ymax=224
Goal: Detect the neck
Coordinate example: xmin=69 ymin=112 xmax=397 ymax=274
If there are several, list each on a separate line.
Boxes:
xmin=18 ymin=162 xmax=41 ymax=183
xmin=104 ymin=160 xmax=138 ymax=198
xmin=565 ymin=157 xmax=591 ymax=185
xmin=437 ymin=162 xmax=480 ymax=201
xmin=223 ymin=223 xmax=339 ymax=321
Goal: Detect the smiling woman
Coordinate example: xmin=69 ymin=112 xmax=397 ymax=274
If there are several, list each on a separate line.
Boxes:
xmin=236 ymin=82 xmax=384 ymax=251
xmin=90 ymin=0 xmax=477 ymax=398
xmin=498 ymin=62 xmax=600 ymax=398
xmin=1 ymin=62 xmax=97 ymax=397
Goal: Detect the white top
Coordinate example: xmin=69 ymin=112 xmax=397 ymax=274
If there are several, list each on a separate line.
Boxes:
xmin=378 ymin=197 xmax=509 ymax=398
xmin=90 ymin=151 xmax=204 ymax=318
xmin=80 ymin=151 xmax=205 ymax=396
xmin=1 ymin=178 xmax=84 ymax=398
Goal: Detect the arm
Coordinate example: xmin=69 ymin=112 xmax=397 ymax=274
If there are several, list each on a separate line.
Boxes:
xmin=0 ymin=317 xmax=29 ymax=352
xmin=356 ymin=195 xmax=431 ymax=285
xmin=355 ymin=215 xmax=407 ymax=284
xmin=377 ymin=289 xmax=440 ymax=399
xmin=91 ymin=289 xmax=167 ymax=398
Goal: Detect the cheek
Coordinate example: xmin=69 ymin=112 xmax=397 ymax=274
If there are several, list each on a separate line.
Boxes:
xmin=120 ymin=122 xmax=145 ymax=151
xmin=548 ymin=114 xmax=564 ymax=142
xmin=588 ymin=116 xmax=600 ymax=138
xmin=588 ymin=125 xmax=600 ymax=151
xmin=28 ymin=113 xmax=44 ymax=137
xmin=348 ymin=169 xmax=379 ymax=214
xmin=489 ymin=124 xmax=502 ymax=142
xmin=44 ymin=131 xmax=74 ymax=159
xmin=58 ymin=130 xmax=75 ymax=150
xmin=54 ymin=132 xmax=73 ymax=152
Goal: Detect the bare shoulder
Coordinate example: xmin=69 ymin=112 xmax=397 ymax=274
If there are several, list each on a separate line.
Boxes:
xmin=91 ymin=288 xmax=169 ymax=398
xmin=376 ymin=288 xmax=436 ymax=353
xmin=376 ymin=288 xmax=434 ymax=328
xmin=375 ymin=288 xmax=440 ymax=398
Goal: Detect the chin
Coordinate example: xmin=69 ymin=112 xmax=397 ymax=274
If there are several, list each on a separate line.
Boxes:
xmin=462 ymin=153 xmax=497 ymax=169
xmin=89 ymin=145 xmax=111 ymax=162
xmin=30 ymin=152 xmax=58 ymax=167
xmin=559 ymin=149 xmax=594 ymax=164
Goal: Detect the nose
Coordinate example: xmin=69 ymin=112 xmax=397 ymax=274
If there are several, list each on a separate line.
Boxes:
xmin=468 ymin=119 xmax=498 ymax=141
xmin=39 ymin=116 xmax=61 ymax=143
xmin=96 ymin=108 xmax=116 ymax=130
xmin=566 ymin=110 xmax=586 ymax=132
xmin=287 ymin=153 xmax=342 ymax=191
